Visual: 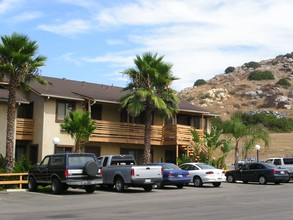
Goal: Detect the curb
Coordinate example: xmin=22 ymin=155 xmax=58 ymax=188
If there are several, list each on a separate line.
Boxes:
xmin=6 ymin=189 xmax=28 ymax=192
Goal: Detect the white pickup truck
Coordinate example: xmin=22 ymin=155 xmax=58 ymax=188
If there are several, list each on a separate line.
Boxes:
xmin=97 ymin=155 xmax=163 ymax=192
xmin=265 ymin=157 xmax=293 ymax=181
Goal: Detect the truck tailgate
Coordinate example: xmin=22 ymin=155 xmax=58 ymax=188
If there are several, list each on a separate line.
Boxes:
xmin=132 ymin=165 xmax=162 ymax=179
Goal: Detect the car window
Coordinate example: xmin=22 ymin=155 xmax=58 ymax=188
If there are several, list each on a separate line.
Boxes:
xmin=265 ymin=159 xmax=273 ymax=164
xmin=40 ymin=156 xmax=50 ymax=167
xmin=179 ymin=164 xmax=188 ymax=170
xmin=50 ymin=156 xmax=65 ymax=166
xmin=283 ymin=158 xmax=293 ymax=165
xmin=68 ymin=155 xmax=95 ymax=166
xmin=274 ymin=159 xmax=281 ymax=166
xmin=196 ymin=164 xmax=216 ymax=170
xmin=162 ymin=164 xmax=180 ymax=170
xmin=191 ymin=165 xmax=199 ymax=170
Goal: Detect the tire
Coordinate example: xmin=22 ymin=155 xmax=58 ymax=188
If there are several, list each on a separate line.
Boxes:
xmin=51 ymin=178 xmax=63 ymax=194
xmin=115 ymin=177 xmax=125 ymax=192
xmin=243 ymin=181 xmax=248 ymax=184
xmin=212 ymin=182 xmax=221 ymax=187
xmin=28 ymin=177 xmax=37 ymax=192
xmin=226 ymin=174 xmax=235 ymax=183
xmin=85 ymin=185 xmax=96 ymax=193
xmin=193 ymin=176 xmax=203 ymax=187
xmin=84 ymin=161 xmax=99 ymax=178
xmin=177 ymin=184 xmax=184 ymax=189
xmin=274 ymin=180 xmax=280 ymax=185
xmin=143 ymin=185 xmax=153 ymax=192
xmin=159 ymin=183 xmax=165 ymax=189
xmin=259 ymin=176 xmax=267 ymax=185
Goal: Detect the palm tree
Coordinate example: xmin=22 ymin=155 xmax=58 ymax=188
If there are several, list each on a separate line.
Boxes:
xmin=120 ymin=52 xmax=179 ymax=164
xmin=0 ymin=33 xmax=46 ymax=172
xmin=60 ymin=110 xmax=96 ymax=153
xmin=223 ymin=115 xmax=270 ymax=169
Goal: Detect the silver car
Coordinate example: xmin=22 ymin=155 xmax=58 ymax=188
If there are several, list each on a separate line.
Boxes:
xmin=179 ymin=163 xmax=226 ymax=187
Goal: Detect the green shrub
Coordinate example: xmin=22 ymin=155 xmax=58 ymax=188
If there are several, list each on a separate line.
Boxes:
xmin=194 ymin=79 xmax=206 ymax=87
xmin=225 ymin=66 xmax=235 ymax=74
xmin=276 ymin=78 xmax=291 ymax=87
xmin=13 ymin=155 xmax=32 ymax=173
xmin=235 ymin=112 xmax=293 ymax=132
xmin=244 ymin=61 xmax=260 ymax=69
xmin=283 ymin=52 xmax=293 ymax=59
xmin=0 ymin=154 xmax=5 ymax=173
xmin=248 ymin=70 xmax=275 ymax=80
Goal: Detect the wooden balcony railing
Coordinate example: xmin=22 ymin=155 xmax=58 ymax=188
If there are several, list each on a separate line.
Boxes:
xmin=16 ymin=118 xmax=34 ymax=141
xmin=90 ymin=120 xmax=204 ymax=146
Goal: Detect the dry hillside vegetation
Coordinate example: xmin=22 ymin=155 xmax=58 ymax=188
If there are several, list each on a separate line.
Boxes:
xmin=178 ymin=54 xmax=293 ymax=161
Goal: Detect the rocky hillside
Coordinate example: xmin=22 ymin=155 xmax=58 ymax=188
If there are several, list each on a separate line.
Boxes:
xmin=178 ymin=54 xmax=293 ymax=120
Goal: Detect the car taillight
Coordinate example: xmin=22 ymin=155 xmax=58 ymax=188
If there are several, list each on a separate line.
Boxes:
xmin=168 ymin=173 xmax=175 ymax=177
xmin=272 ymin=169 xmax=278 ymax=174
xmin=206 ymin=171 xmax=214 ymax=175
xmin=65 ymin=169 xmax=69 ymax=177
xmin=131 ymin=168 xmax=135 ymax=176
xmin=99 ymin=168 xmax=102 ymax=175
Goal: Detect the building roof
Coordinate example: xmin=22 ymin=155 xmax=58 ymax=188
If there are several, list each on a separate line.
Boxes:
xmin=0 ymin=88 xmax=30 ymax=104
xmin=2 ymin=76 xmax=216 ymax=116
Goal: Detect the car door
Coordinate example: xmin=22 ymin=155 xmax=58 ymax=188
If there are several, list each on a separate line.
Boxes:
xmin=237 ymin=164 xmax=251 ymax=181
xmin=246 ymin=163 xmax=260 ymax=182
xmin=34 ymin=156 xmax=51 ymax=183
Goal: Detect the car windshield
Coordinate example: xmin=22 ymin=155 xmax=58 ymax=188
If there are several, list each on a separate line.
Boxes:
xmin=162 ymin=163 xmax=180 ymax=171
xmin=68 ymin=155 xmax=95 ymax=166
xmin=196 ymin=163 xmax=216 ymax=170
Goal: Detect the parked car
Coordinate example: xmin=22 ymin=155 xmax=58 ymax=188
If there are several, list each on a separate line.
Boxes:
xmin=179 ymin=163 xmax=226 ymax=187
xmin=28 ymin=153 xmax=102 ymax=194
xmin=225 ymin=162 xmax=289 ymax=185
xmin=97 ymin=155 xmax=162 ymax=192
xmin=265 ymin=157 xmax=293 ymax=181
xmin=147 ymin=163 xmax=190 ymax=189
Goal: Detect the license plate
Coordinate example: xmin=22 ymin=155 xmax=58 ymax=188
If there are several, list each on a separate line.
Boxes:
xmin=178 ymin=175 xmax=183 ymax=177
xmin=145 ymin=179 xmax=151 ymax=183
xmin=281 ymin=171 xmax=284 ymax=174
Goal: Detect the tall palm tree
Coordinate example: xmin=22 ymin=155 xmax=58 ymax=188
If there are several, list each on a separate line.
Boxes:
xmin=0 ymin=33 xmax=46 ymax=172
xmin=223 ymin=115 xmax=270 ymax=169
xmin=120 ymin=52 xmax=179 ymax=164
xmin=60 ymin=110 xmax=96 ymax=153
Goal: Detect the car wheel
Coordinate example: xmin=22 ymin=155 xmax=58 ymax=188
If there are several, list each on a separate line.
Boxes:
xmin=177 ymin=184 xmax=184 ymax=189
xmin=193 ymin=176 xmax=203 ymax=187
xmin=159 ymin=183 xmax=165 ymax=189
xmin=259 ymin=176 xmax=267 ymax=185
xmin=212 ymin=182 xmax=221 ymax=187
xmin=115 ymin=177 xmax=125 ymax=192
xmin=85 ymin=185 xmax=96 ymax=193
xmin=51 ymin=178 xmax=62 ymax=194
xmin=84 ymin=161 xmax=99 ymax=178
xmin=28 ymin=177 xmax=37 ymax=192
xmin=143 ymin=185 xmax=153 ymax=192
xmin=226 ymin=174 xmax=235 ymax=183
xmin=243 ymin=181 xmax=248 ymax=184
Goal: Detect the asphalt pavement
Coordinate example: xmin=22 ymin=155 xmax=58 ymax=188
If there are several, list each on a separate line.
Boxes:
xmin=0 ymin=182 xmax=292 ymax=220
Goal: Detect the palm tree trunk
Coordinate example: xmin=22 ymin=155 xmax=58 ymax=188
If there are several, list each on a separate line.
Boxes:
xmin=234 ymin=140 xmax=240 ymax=170
xmin=5 ymin=82 xmax=17 ymax=173
xmin=143 ymin=106 xmax=152 ymax=165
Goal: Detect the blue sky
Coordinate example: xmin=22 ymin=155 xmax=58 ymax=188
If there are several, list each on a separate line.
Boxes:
xmin=1 ymin=0 xmax=293 ymax=91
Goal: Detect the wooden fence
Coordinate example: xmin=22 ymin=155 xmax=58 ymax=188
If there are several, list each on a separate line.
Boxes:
xmin=0 ymin=173 xmax=28 ymax=189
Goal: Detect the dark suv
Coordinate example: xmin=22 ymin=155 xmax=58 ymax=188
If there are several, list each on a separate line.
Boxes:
xmin=28 ymin=153 xmax=102 ymax=194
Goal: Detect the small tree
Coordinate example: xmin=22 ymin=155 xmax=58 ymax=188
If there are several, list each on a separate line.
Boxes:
xmin=60 ymin=110 xmax=96 ymax=153
xmin=193 ymin=79 xmax=206 ymax=87
xmin=225 ymin=66 xmax=235 ymax=74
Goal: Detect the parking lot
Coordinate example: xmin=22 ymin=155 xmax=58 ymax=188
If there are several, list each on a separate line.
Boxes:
xmin=1 ymin=182 xmax=292 ymax=220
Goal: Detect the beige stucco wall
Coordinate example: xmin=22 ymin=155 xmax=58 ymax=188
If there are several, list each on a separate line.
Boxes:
xmin=100 ymin=103 xmax=120 ymax=122
xmin=0 ymin=103 xmax=7 ymax=156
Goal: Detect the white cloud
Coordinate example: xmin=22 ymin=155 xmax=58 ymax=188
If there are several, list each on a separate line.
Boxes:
xmin=58 ymin=53 xmax=81 ymax=66
xmin=0 ymin=0 xmax=20 ymax=14
xmin=10 ymin=11 xmax=43 ymax=23
xmin=38 ymin=19 xmax=91 ymax=37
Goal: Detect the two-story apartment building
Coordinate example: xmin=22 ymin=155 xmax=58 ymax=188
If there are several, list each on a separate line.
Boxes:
xmin=0 ymin=76 xmax=216 ymax=165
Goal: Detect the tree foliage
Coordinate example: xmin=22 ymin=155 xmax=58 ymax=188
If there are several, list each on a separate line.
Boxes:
xmin=0 ymin=33 xmax=46 ymax=172
xmin=60 ymin=110 xmax=96 ymax=153
xmin=120 ymin=52 xmax=179 ymax=164
xmin=276 ymin=78 xmax=291 ymax=87
xmin=244 ymin=61 xmax=260 ymax=69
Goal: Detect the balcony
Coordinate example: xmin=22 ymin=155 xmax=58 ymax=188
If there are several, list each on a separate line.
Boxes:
xmin=16 ymin=118 xmax=34 ymax=141
xmin=90 ymin=120 xmax=204 ymax=146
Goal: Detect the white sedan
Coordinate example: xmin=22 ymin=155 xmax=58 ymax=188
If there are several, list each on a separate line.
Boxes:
xmin=179 ymin=163 xmax=226 ymax=187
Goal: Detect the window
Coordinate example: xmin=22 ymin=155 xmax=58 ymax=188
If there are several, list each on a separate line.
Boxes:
xmin=54 ymin=145 xmax=72 ymax=153
xmin=283 ymin=158 xmax=293 ymax=165
xmin=193 ymin=117 xmax=201 ymax=129
xmin=51 ymin=156 xmax=65 ymax=166
xmin=177 ymin=114 xmax=191 ymax=125
xmin=274 ymin=159 xmax=281 ymax=166
xmin=91 ymin=104 xmax=102 ymax=120
xmin=56 ymin=100 xmax=75 ymax=121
